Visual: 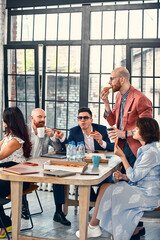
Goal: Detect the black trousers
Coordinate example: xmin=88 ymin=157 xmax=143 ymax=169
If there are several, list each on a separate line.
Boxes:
xmin=0 ymin=162 xmax=30 ymax=228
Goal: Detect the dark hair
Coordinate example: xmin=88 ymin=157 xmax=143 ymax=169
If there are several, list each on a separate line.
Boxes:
xmin=3 ymin=107 xmax=32 ymax=158
xmin=78 ymin=107 xmax=92 ymax=117
xmin=136 ymin=117 xmax=160 ymax=144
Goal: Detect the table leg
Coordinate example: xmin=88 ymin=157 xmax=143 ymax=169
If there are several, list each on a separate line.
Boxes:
xmin=11 ymin=181 xmax=23 ymax=240
xmin=79 ymin=185 xmax=90 ymax=240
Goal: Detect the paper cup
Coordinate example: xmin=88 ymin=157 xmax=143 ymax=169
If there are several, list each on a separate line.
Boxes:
xmin=92 ymin=155 xmax=101 ymax=167
xmin=37 ymin=127 xmax=45 ymax=138
xmin=107 ymin=128 xmax=115 ymax=143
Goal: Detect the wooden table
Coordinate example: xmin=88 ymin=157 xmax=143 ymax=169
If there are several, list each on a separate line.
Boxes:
xmin=0 ymin=155 xmax=121 ymax=240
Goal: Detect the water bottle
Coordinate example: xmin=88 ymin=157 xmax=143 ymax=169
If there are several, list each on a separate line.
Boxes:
xmin=66 ymin=142 xmax=72 ymax=161
xmin=80 ymin=141 xmax=85 ymax=159
xmin=70 ymin=141 xmax=77 ymax=161
xmin=76 ymin=141 xmax=85 ymax=162
xmin=76 ymin=142 xmax=82 ymax=162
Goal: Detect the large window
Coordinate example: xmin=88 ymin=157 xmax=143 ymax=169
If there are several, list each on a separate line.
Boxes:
xmin=5 ymin=0 xmax=160 ymax=132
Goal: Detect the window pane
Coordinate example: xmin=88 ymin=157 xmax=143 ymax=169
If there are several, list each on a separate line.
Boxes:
xmin=26 ymin=49 xmax=35 ymax=74
xmin=58 ymin=13 xmax=69 ymax=40
xmin=131 ymin=77 xmax=141 ymax=91
xmin=88 ymin=74 xmax=100 ymax=102
xmin=34 ymin=14 xmax=45 ymax=40
xmin=8 ymin=75 xmax=16 ymax=101
xmin=45 ymin=101 xmax=55 ymax=127
xmin=17 ymin=102 xmax=26 ymax=118
xmin=22 ymin=15 xmax=33 ymax=41
xmin=131 ymin=48 xmax=141 ymax=76
xmin=70 ymin=13 xmax=82 ymax=40
xmin=46 ymin=74 xmax=56 ymax=101
xmin=11 ymin=15 xmax=21 ymax=41
xmin=56 ymin=102 xmax=67 ymax=129
xmin=57 ymin=74 xmax=68 ymax=101
xmin=115 ymin=45 xmax=126 ymax=68
xmin=101 ymin=74 xmax=113 ymax=103
xmin=115 ymin=11 xmax=128 ymax=39
xmin=46 ymin=46 xmax=56 ymax=72
xmin=102 ymin=11 xmax=114 ymax=39
xmin=142 ymin=78 xmax=153 ymax=103
xmin=8 ymin=49 xmax=15 ymax=75
xmin=46 ymin=14 xmax=57 ymax=40
xmin=89 ymin=46 xmax=100 ymax=73
xmin=88 ymin=103 xmax=99 ymax=123
xmin=100 ymin=104 xmax=110 ymax=127
xmin=68 ymin=102 xmax=79 ymax=129
xmin=69 ymin=74 xmax=80 ymax=101
xmin=155 ymin=78 xmax=160 ymax=107
xmin=57 ymin=46 xmax=68 ymax=72
xmin=154 ymin=108 xmax=160 ymax=125
xmin=27 ymin=103 xmax=35 ymax=123
xmin=144 ymin=9 xmax=157 ymax=38
xmin=17 ymin=76 xmax=25 ymax=101
xmin=129 ymin=10 xmax=142 ymax=39
xmin=16 ymin=49 xmax=25 ymax=74
xmin=155 ymin=48 xmax=160 ymax=76
xmin=142 ymin=48 xmax=153 ymax=76
xmin=101 ymin=46 xmax=114 ymax=73
xmin=69 ymin=46 xmax=81 ymax=73
xmin=26 ymin=76 xmax=35 ymax=101
xmin=8 ymin=101 xmax=16 ymax=107
xmin=90 ymin=12 xmax=101 ymax=40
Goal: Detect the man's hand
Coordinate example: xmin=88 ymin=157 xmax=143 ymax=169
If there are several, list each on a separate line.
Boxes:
xmin=108 ymin=127 xmax=125 ymax=140
xmin=92 ymin=132 xmax=103 ymax=145
xmin=100 ymin=89 xmax=110 ymax=112
xmin=54 ymin=130 xmax=64 ymax=140
xmin=45 ymin=127 xmax=54 ymax=137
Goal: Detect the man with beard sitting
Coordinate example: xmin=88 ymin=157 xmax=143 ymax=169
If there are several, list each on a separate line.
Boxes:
xmin=22 ymin=108 xmax=71 ymax=226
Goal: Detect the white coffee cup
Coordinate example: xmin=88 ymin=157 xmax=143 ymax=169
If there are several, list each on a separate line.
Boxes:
xmin=37 ymin=127 xmax=45 ymax=138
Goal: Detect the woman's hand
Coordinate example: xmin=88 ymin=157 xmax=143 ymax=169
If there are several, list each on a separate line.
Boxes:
xmin=114 ymin=144 xmax=131 ymax=171
xmin=114 ymin=170 xmax=123 ymax=181
xmin=114 ymin=170 xmax=129 ymax=182
xmin=114 ymin=144 xmax=125 ymax=158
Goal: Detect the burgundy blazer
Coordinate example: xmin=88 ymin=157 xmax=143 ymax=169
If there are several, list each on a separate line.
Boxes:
xmin=104 ymin=85 xmax=153 ymax=157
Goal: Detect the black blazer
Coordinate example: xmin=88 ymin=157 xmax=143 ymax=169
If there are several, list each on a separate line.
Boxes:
xmin=62 ymin=123 xmax=114 ymax=151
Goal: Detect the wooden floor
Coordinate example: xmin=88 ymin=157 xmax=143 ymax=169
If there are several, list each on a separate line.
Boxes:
xmin=5 ymin=189 xmax=160 ymax=240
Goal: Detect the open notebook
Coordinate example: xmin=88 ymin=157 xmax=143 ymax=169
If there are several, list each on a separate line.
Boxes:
xmin=2 ymin=166 xmax=39 ymax=175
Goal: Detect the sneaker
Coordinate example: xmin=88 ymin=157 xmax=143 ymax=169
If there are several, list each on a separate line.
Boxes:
xmin=76 ymin=225 xmax=102 ymax=238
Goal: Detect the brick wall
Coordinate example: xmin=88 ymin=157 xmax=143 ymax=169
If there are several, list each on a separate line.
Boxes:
xmin=0 ymin=0 xmax=7 ymax=138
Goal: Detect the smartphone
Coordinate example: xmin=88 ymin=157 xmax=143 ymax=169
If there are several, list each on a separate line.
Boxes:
xmin=23 ymin=162 xmax=38 ymax=166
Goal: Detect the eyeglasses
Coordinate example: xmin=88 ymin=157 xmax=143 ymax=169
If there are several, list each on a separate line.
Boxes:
xmin=77 ymin=116 xmax=91 ymax=120
xmin=110 ymin=77 xmax=119 ymax=81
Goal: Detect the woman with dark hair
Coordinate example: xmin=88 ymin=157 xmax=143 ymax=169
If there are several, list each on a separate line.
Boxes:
xmin=0 ymin=107 xmax=32 ymax=238
xmin=76 ymin=117 xmax=160 ymax=240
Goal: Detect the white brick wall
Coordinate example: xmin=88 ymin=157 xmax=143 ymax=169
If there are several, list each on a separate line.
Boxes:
xmin=0 ymin=0 xmax=7 ymax=138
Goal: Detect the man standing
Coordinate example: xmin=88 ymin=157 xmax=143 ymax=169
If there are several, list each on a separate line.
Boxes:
xmin=27 ymin=108 xmax=71 ymax=226
xmin=55 ymin=107 xmax=114 ymax=203
xmin=100 ymin=67 xmax=153 ymax=172
xmin=100 ymin=67 xmax=153 ymax=237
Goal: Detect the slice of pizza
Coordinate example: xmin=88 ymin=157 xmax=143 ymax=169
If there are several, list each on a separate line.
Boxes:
xmin=103 ymin=86 xmax=112 ymax=91
xmin=115 ymin=136 xmax=118 ymax=147
xmin=90 ymin=130 xmax=98 ymax=135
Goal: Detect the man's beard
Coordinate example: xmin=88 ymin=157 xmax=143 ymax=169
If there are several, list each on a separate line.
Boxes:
xmin=34 ymin=120 xmax=45 ymax=128
xmin=112 ymin=79 xmax=122 ymax=92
